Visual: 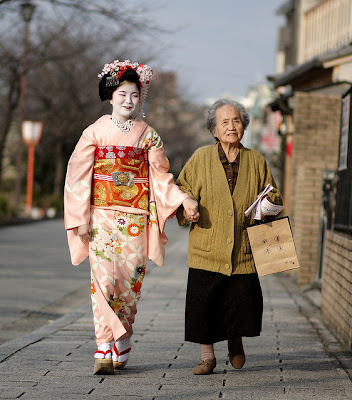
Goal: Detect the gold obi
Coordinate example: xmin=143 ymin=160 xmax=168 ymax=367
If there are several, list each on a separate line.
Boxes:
xmin=92 ymin=146 xmax=149 ymax=211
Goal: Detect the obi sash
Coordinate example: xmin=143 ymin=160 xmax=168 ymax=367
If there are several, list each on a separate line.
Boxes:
xmin=92 ymin=145 xmax=149 ymax=210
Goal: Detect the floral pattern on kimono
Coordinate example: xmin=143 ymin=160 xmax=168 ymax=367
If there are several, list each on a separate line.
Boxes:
xmin=64 ymin=116 xmax=188 ymax=344
xmin=89 ymin=208 xmax=147 ymax=343
xmin=64 ymin=117 xmax=187 ymax=267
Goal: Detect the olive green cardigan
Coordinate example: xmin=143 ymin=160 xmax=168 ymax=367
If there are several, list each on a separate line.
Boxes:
xmin=176 ymin=144 xmax=283 ymax=276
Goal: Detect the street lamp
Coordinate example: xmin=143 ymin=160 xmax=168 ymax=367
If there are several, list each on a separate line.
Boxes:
xmin=19 ymin=1 xmax=35 ymax=123
xmin=14 ymin=0 xmax=36 ymax=213
xmin=22 ymin=120 xmax=43 ymax=216
xmin=21 ymin=0 xmax=36 ymax=23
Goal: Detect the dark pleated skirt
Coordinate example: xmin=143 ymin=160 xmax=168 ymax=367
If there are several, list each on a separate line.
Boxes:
xmin=185 ymin=268 xmax=263 ymax=344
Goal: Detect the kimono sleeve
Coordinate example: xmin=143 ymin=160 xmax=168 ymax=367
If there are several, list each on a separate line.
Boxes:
xmin=175 ymin=156 xmax=198 ymax=226
xmin=146 ymin=129 xmax=189 ymax=232
xmin=146 ymin=130 xmax=189 ymax=267
xmin=64 ymin=128 xmax=96 ymax=231
xmin=147 ymin=133 xmax=189 ymax=232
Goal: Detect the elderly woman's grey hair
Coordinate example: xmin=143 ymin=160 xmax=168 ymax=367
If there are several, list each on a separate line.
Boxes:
xmin=206 ymin=99 xmax=250 ymax=134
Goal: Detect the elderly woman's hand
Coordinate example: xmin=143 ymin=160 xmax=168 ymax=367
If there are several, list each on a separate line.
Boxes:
xmin=182 ymin=198 xmax=200 ymax=223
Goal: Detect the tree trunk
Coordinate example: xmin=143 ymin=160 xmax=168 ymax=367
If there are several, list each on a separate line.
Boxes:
xmin=0 ymin=76 xmax=19 ymax=189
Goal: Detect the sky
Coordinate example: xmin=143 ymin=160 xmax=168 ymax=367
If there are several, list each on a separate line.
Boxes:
xmin=140 ymin=0 xmax=286 ymax=104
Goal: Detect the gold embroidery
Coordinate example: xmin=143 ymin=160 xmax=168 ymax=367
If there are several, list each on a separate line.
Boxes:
xmin=138 ymin=194 xmax=148 ymax=210
xmin=127 ymin=159 xmax=141 ymax=166
xmin=92 ymin=151 xmax=149 ymax=210
xmin=107 ymin=182 xmax=115 ymax=202
xmin=113 ymin=184 xmax=139 ymax=200
xmin=93 ymin=182 xmax=107 ymax=206
xmin=94 ymin=159 xmax=115 ymax=174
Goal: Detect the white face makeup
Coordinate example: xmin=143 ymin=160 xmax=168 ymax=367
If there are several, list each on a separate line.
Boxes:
xmin=110 ymin=81 xmax=140 ymax=122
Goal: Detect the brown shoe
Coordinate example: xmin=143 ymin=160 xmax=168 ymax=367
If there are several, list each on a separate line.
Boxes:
xmin=228 ymin=337 xmax=246 ymax=369
xmin=192 ymin=359 xmax=216 ymax=375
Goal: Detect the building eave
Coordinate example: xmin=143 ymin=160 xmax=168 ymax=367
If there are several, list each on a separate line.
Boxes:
xmin=273 ymin=58 xmax=322 ymax=87
xmin=273 ymin=45 xmax=352 ymax=88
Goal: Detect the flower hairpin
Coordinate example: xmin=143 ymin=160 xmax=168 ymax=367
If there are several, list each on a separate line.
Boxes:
xmin=98 ymin=59 xmax=154 ymax=118
xmin=98 ymin=59 xmax=153 ymax=87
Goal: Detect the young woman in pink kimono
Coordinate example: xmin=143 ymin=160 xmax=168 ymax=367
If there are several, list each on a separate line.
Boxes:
xmin=64 ymin=60 xmax=198 ymax=375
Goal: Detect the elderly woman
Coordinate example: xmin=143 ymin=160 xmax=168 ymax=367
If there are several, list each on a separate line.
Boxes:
xmin=176 ymin=99 xmax=283 ymax=375
xmin=64 ymin=59 xmax=197 ymax=375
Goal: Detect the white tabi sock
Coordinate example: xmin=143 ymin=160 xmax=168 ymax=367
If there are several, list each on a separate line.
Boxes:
xmin=113 ymin=337 xmax=131 ymax=362
xmin=95 ymin=342 xmax=112 ymax=359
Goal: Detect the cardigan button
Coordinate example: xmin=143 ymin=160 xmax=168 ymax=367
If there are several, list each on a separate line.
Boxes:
xmin=228 ymin=210 xmax=233 ymax=216
xmin=225 ymin=263 xmax=230 ymax=269
xmin=227 ymin=238 xmax=232 ymax=244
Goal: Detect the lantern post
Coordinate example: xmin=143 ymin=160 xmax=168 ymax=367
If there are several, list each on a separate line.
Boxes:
xmin=22 ymin=120 xmax=43 ymax=215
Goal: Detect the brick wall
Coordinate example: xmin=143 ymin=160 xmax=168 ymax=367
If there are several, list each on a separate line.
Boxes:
xmin=321 ymin=230 xmax=352 ymax=348
xmin=289 ymin=92 xmax=341 ymax=284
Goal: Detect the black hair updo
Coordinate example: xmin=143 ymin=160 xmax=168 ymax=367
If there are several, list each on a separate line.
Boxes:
xmin=99 ymin=68 xmax=141 ymax=101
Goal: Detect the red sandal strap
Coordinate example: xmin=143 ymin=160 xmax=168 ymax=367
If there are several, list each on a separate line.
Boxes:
xmin=113 ymin=343 xmax=131 ymax=356
xmin=95 ymin=349 xmax=112 ymax=357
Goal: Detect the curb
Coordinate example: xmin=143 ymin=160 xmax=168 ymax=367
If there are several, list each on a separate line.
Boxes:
xmin=0 ymin=215 xmax=63 ymax=228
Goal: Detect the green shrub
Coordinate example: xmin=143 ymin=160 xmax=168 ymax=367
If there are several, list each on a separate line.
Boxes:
xmin=0 ymin=195 xmax=13 ymax=218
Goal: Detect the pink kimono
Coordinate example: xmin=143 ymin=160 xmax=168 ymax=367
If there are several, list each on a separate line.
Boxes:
xmin=64 ymin=115 xmax=188 ymax=345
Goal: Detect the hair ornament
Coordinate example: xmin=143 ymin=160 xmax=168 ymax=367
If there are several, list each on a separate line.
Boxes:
xmin=98 ymin=59 xmax=153 ymax=87
xmin=106 ymin=75 xmax=120 ymax=87
xmin=98 ymin=59 xmax=153 ymax=118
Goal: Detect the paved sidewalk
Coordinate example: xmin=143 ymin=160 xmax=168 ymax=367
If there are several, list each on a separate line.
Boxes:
xmin=1 ymin=222 xmax=352 ymax=399
xmin=0 ymin=219 xmax=89 ymax=344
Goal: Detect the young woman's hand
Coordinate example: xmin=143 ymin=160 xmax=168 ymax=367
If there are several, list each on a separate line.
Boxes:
xmin=182 ymin=198 xmax=200 ymax=223
xmin=77 ymin=224 xmax=92 ymax=242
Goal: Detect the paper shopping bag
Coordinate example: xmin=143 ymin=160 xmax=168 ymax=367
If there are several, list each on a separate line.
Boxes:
xmin=247 ymin=216 xmax=300 ymax=276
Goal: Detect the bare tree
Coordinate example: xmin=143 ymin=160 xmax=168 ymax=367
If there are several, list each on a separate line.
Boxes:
xmin=0 ymin=0 xmax=166 ymax=204
xmin=146 ymin=71 xmax=211 ymax=176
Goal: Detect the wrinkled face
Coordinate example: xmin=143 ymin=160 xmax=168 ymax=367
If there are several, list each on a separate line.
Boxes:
xmin=110 ymin=81 xmax=140 ymax=122
xmin=214 ymin=105 xmax=244 ymax=146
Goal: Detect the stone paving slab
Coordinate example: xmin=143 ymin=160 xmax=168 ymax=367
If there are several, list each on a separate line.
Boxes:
xmin=0 ymin=221 xmax=352 ymax=399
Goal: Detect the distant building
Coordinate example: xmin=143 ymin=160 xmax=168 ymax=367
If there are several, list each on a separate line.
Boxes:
xmin=239 ymin=84 xmax=282 ymax=182
xmin=244 ymin=84 xmax=280 ymax=152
